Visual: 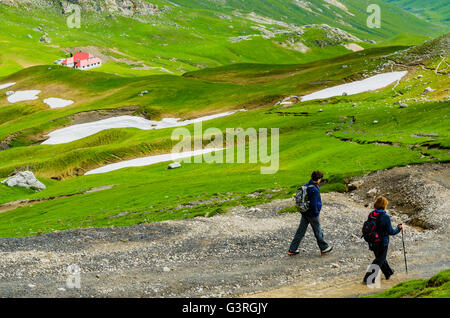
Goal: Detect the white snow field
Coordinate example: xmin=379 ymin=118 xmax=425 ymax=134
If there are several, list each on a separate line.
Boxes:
xmin=42 ymin=110 xmax=243 ymax=145
xmin=0 ymin=82 xmax=16 ymax=90
xmin=7 ymin=90 xmax=41 ymax=103
xmin=85 ymin=148 xmax=224 ymax=175
xmin=43 ymin=98 xmax=74 ymax=109
xmin=301 ymin=71 xmax=408 ymax=102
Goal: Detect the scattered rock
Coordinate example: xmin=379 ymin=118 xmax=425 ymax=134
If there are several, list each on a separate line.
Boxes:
xmin=163 ymin=267 xmax=171 ymax=272
xmin=373 ymin=120 xmax=378 ymax=124
xmin=367 ymin=188 xmax=377 ymax=195
xmin=138 ymin=90 xmax=149 ymax=97
xmin=168 ymin=162 xmax=181 ymax=169
xmin=399 ymin=103 xmax=408 ymax=108
xmin=423 ymin=87 xmax=435 ymax=94
xmin=39 ymin=34 xmax=51 ymax=43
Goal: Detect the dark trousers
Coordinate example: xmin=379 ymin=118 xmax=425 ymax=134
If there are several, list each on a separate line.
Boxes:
xmin=289 ymin=214 xmax=329 ymax=252
xmin=364 ymin=244 xmax=394 ymax=282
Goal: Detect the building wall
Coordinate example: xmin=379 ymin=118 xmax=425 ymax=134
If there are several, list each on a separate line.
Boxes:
xmin=74 ymin=61 xmax=102 ymax=70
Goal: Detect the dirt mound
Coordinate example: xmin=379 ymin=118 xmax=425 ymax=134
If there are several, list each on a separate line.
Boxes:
xmin=68 ymin=106 xmax=140 ymax=125
xmin=348 ymin=163 xmax=449 ymax=231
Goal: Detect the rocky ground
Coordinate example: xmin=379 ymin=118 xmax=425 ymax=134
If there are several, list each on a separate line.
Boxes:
xmin=0 ymin=163 xmax=448 ymax=297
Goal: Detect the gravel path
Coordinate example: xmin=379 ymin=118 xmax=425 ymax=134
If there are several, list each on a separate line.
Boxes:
xmin=0 ymin=163 xmax=448 ymax=297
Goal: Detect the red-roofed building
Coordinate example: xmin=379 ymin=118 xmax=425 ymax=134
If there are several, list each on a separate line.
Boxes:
xmin=61 ymin=51 xmax=102 ymax=70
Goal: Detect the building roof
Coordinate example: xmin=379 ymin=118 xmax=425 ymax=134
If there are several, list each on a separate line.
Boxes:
xmin=73 ymin=52 xmax=92 ymax=61
xmin=61 ymin=52 xmax=102 ymax=67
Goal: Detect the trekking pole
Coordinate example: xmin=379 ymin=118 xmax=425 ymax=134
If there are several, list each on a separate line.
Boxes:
xmin=401 ymin=226 xmax=408 ymax=274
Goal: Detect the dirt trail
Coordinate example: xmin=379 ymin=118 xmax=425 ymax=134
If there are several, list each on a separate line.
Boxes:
xmin=247 ymin=273 xmax=408 ymax=298
xmin=0 ymin=163 xmax=448 ymax=297
xmin=248 ymin=237 xmax=445 ymax=298
xmin=0 ymin=185 xmax=115 ymax=214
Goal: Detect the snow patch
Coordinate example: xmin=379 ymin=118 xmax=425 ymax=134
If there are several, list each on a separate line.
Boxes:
xmin=43 ymin=98 xmax=74 ymax=109
xmin=42 ymin=110 xmax=244 ymax=145
xmin=301 ymin=71 xmax=408 ymax=102
xmin=0 ymin=82 xmax=15 ymax=90
xmin=85 ymin=148 xmax=223 ymax=175
xmin=7 ymin=90 xmax=41 ymax=103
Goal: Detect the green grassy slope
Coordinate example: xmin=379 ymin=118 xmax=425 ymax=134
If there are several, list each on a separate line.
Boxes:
xmin=365 ymin=269 xmax=450 ymax=298
xmin=183 ymin=46 xmax=407 ymax=83
xmin=0 ymin=35 xmax=448 ymax=237
xmin=0 ymin=46 xmax=407 ymax=157
xmin=384 ymin=0 xmax=450 ymax=31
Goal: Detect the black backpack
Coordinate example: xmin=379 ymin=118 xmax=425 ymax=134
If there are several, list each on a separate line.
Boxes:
xmin=361 ymin=211 xmax=383 ymax=246
xmin=294 ymin=184 xmax=314 ymax=213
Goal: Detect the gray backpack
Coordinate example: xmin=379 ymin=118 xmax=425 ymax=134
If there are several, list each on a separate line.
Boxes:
xmin=295 ymin=184 xmax=314 ymax=213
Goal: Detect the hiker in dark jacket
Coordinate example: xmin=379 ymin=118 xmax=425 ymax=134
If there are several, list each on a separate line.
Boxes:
xmin=363 ymin=196 xmax=403 ymax=283
xmin=288 ymin=171 xmax=333 ymax=256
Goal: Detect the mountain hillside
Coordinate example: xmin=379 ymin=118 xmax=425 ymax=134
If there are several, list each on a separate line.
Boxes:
xmin=384 ymin=0 xmax=450 ymax=30
xmin=0 ymin=33 xmax=448 ymax=237
xmin=168 ymin=0 xmax=438 ymax=37
xmin=0 ymin=0 xmax=442 ymax=77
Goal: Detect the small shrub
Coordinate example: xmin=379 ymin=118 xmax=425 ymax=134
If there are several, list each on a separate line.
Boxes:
xmin=278 ymin=206 xmax=298 ymax=214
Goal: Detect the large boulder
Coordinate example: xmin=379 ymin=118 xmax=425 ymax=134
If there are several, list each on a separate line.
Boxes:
xmin=1 ymin=171 xmax=46 ymax=190
xmin=347 ymin=180 xmax=364 ymax=191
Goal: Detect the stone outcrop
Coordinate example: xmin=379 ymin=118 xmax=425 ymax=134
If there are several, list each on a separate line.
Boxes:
xmin=0 ymin=0 xmax=161 ymax=16
xmin=60 ymin=0 xmax=160 ymax=16
xmin=1 ymin=171 xmax=46 ymax=190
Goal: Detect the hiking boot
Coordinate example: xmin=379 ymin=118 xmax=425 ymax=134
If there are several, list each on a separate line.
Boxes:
xmin=288 ymin=250 xmax=300 ymax=256
xmin=385 ymin=269 xmax=394 ymax=280
xmin=363 ymin=272 xmax=372 ymax=284
xmin=321 ymin=246 xmax=333 ymax=255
